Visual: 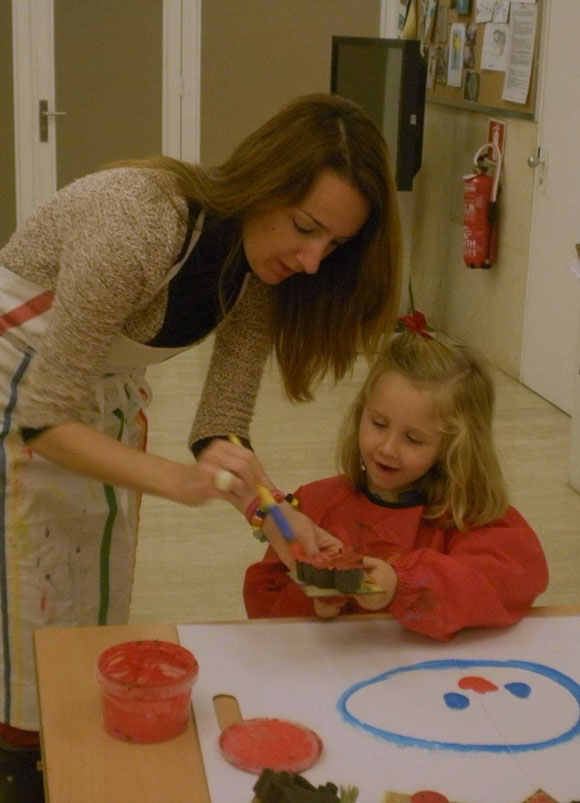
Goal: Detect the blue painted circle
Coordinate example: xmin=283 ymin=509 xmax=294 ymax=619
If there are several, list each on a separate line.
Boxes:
xmin=337 ymin=658 xmax=580 ymax=753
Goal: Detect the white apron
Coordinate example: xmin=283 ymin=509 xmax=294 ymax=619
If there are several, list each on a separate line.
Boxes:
xmin=0 ymin=213 xmax=204 ymax=730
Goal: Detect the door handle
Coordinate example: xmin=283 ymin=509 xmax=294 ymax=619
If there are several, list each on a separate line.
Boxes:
xmin=39 ymin=99 xmax=67 ymax=142
xmin=527 ymin=147 xmax=544 ymax=168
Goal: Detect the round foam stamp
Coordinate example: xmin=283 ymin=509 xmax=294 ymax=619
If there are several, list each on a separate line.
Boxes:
xmin=218 ymin=717 xmax=323 ymax=774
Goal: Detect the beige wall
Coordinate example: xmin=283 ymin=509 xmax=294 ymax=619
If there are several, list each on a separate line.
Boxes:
xmin=200 ymin=0 xmax=381 ymax=165
xmin=408 ymin=103 xmax=537 ymax=378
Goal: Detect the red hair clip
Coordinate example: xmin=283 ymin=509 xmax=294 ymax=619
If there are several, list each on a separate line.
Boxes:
xmin=397 ymin=310 xmax=432 ymax=337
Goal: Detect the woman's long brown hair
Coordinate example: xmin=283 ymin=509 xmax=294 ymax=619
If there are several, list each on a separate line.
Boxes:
xmin=109 ymin=94 xmax=402 ymax=401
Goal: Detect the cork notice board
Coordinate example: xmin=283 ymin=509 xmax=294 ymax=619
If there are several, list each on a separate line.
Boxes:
xmin=421 ymin=0 xmax=542 ymax=119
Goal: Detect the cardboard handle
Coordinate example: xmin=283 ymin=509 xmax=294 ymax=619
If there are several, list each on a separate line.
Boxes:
xmin=213 ymin=694 xmax=242 ymax=731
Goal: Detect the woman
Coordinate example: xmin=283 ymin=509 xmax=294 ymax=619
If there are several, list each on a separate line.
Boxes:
xmin=0 ymin=92 xmax=401 ymax=788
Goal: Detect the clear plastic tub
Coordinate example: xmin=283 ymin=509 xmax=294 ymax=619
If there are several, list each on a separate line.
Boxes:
xmin=96 ymin=640 xmax=198 ymax=743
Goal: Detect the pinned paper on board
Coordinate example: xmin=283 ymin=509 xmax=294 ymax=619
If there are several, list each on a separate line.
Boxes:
xmin=447 ymin=23 xmax=466 ymax=87
xmin=502 ymin=2 xmax=538 ymax=104
xmin=481 ymin=22 xmax=510 ymax=70
xmin=475 ymin=0 xmax=510 ymax=24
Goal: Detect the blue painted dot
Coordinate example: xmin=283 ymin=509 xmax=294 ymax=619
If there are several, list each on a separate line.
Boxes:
xmin=505 ymin=682 xmax=531 ymax=699
xmin=444 ymin=692 xmax=470 ymax=710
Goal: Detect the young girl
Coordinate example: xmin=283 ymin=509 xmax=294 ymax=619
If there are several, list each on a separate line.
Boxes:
xmin=242 ymin=311 xmax=549 ymax=640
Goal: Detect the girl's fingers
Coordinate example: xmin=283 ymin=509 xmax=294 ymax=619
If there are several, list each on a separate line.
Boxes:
xmin=354 ymin=592 xmax=390 ymax=611
xmin=313 ymin=598 xmax=343 ymax=619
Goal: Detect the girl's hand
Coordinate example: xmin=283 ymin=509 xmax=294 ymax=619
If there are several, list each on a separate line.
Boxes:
xmin=281 ymin=505 xmax=343 ymax=557
xmin=354 ymin=557 xmax=397 ymax=611
xmin=313 ymin=596 xmax=347 ymax=620
xmin=261 ymin=508 xmax=342 ymax=571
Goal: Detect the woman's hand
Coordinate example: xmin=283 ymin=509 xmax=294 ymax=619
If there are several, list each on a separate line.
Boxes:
xmin=354 ymin=556 xmax=397 ymax=611
xmin=192 ymin=439 xmax=267 ymax=509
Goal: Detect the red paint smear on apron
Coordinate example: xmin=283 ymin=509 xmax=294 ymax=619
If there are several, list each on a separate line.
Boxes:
xmin=219 ymin=717 xmax=323 ymax=774
xmin=411 ymin=793 xmax=449 ymax=803
xmin=458 ymin=675 xmax=499 ymax=693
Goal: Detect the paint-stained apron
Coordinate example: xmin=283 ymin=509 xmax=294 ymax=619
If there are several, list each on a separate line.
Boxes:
xmin=0 ymin=213 xmax=204 ymax=729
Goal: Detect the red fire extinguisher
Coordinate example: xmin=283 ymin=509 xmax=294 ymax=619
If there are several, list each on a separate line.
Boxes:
xmin=463 ymin=142 xmax=502 ymax=269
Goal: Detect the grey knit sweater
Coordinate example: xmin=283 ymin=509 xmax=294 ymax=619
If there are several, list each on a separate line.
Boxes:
xmin=0 ymin=167 xmax=272 ymax=445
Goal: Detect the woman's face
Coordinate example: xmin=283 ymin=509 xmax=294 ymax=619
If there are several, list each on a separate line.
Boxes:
xmin=242 ymin=170 xmax=370 ymax=285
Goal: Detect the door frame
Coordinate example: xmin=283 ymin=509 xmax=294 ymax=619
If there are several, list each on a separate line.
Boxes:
xmin=12 ymin=0 xmax=55 ymax=224
xmin=11 ymin=0 xmax=201 ymax=226
xmin=520 ymin=0 xmax=580 ymax=416
xmin=520 ymin=0 xmax=552 ymax=389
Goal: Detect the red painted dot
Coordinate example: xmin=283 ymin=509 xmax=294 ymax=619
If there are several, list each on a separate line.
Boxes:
xmin=219 ymin=717 xmax=322 ymax=775
xmin=411 ymin=792 xmax=450 ymax=803
xmin=458 ymin=675 xmax=499 ymax=694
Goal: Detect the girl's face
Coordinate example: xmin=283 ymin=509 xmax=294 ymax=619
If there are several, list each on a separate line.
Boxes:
xmin=359 ymin=370 xmax=443 ymax=502
xmin=241 ymin=169 xmax=370 ymax=285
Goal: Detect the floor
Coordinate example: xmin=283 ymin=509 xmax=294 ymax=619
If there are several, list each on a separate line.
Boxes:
xmin=130 ymin=335 xmax=580 ymax=625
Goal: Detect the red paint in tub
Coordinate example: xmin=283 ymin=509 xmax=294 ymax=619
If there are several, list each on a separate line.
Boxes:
xmin=96 ymin=640 xmax=198 ymax=743
xmin=411 ymin=792 xmax=449 ymax=803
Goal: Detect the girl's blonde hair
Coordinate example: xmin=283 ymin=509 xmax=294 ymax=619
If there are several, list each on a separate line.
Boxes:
xmin=109 ymin=93 xmax=402 ymax=401
xmin=338 ymin=326 xmax=509 ymax=530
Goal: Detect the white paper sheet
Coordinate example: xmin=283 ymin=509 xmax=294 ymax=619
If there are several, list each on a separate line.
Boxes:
xmin=447 ymin=23 xmax=466 ymax=87
xmin=481 ymin=22 xmax=510 ymax=71
xmin=476 ymin=0 xmax=510 ymax=24
xmin=178 ymin=616 xmax=580 ymax=803
xmin=502 ymin=2 xmax=538 ymax=103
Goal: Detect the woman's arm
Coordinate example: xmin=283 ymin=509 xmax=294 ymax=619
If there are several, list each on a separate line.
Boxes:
xmin=189 ymin=275 xmax=273 ymax=448
xmin=30 ymin=422 xmax=264 ymax=506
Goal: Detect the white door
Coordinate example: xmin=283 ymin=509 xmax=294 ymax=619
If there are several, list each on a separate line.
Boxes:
xmin=521 ymin=0 xmax=580 ymax=415
xmin=11 ymin=0 xmax=200 ymax=225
